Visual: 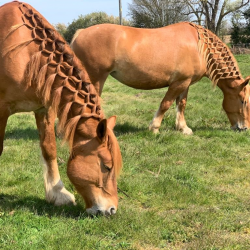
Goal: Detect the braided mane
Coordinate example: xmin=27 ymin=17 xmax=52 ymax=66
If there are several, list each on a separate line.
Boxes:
xmin=189 ymin=22 xmax=242 ymax=86
xmin=4 ymin=2 xmax=103 ymax=149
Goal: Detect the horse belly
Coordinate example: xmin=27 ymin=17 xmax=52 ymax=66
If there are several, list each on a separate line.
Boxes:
xmin=111 ymin=50 xmax=187 ymax=90
xmin=112 ymin=44 xmax=200 ymax=89
xmin=111 ymin=67 xmax=170 ymax=90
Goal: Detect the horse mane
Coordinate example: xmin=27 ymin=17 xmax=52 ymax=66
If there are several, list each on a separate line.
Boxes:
xmin=189 ymin=22 xmax=242 ymax=86
xmin=3 ymin=2 xmax=103 ymax=149
xmin=70 ymin=29 xmax=83 ymax=47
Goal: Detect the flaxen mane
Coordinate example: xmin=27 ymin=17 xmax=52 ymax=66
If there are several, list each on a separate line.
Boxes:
xmin=4 ymin=2 xmax=104 ymax=149
xmin=189 ymin=22 xmax=242 ymax=86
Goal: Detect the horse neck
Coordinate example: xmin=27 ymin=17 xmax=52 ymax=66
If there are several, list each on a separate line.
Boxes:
xmin=56 ymin=76 xmax=103 ymax=145
xmin=15 ymin=2 xmax=103 ymax=148
xmin=189 ymin=22 xmax=242 ymax=86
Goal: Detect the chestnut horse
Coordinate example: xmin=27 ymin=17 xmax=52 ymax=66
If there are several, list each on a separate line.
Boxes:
xmin=71 ymin=23 xmax=250 ymax=134
xmin=0 ymin=2 xmax=122 ymax=216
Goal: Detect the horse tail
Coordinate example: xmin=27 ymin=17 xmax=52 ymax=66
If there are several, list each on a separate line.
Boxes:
xmin=188 ymin=22 xmax=242 ymax=86
xmin=70 ymin=29 xmax=84 ymax=48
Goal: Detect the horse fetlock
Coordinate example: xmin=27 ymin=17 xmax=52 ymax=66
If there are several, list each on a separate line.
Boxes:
xmin=45 ymin=180 xmax=76 ymax=206
xmin=176 ymin=125 xmax=193 ymax=135
xmin=149 ymin=123 xmax=160 ymax=133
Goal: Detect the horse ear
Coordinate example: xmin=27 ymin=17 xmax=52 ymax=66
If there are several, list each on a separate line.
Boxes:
xmin=242 ymin=76 xmax=250 ymax=86
xmin=107 ymin=116 xmax=117 ymax=130
xmin=97 ymin=119 xmax=107 ymax=143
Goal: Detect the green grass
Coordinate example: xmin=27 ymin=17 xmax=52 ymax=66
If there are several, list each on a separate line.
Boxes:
xmin=1 ymin=54 xmax=250 ymax=249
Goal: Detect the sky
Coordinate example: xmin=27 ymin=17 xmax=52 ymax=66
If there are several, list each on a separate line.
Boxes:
xmin=0 ymin=0 xmax=132 ymax=25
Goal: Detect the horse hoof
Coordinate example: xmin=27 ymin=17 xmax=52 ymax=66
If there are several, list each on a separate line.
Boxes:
xmin=149 ymin=126 xmax=159 ymax=134
xmin=182 ymin=127 xmax=193 ymax=135
xmin=54 ymin=188 xmax=76 ymax=206
xmin=46 ymin=186 xmax=76 ymax=206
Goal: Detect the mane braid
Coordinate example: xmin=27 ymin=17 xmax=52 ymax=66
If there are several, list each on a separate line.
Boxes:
xmin=4 ymin=2 xmax=103 ymax=149
xmin=188 ymin=22 xmax=242 ymax=86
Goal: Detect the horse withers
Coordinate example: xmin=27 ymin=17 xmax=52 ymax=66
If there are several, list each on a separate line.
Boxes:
xmin=0 ymin=2 xmax=122 ymax=216
xmin=71 ymin=23 xmax=250 ymax=134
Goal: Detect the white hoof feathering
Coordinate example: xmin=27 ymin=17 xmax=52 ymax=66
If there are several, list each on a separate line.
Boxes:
xmin=43 ymin=159 xmax=76 ymax=206
xmin=149 ymin=123 xmax=160 ymax=134
xmin=45 ymin=179 xmax=76 ymax=206
xmin=181 ymin=126 xmax=193 ymax=135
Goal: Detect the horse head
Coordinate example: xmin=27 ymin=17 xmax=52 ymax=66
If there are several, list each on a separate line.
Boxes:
xmin=67 ymin=116 xmax=122 ymax=216
xmin=220 ymin=76 xmax=250 ymax=131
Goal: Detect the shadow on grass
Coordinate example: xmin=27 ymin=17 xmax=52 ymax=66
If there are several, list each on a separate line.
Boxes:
xmin=5 ymin=128 xmax=39 ymax=141
xmin=114 ymin=122 xmax=146 ymax=135
xmin=0 ymin=193 xmax=89 ymax=219
xmin=191 ymin=126 xmax=233 ymax=134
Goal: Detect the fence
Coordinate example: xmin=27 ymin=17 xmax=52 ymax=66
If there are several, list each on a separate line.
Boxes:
xmin=231 ymin=43 xmax=250 ymax=54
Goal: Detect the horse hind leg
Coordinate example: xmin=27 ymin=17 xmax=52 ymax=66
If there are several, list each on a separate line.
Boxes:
xmin=35 ymin=107 xmax=76 ymax=206
xmin=175 ymin=87 xmax=193 ymax=135
xmin=149 ymin=79 xmax=192 ymax=134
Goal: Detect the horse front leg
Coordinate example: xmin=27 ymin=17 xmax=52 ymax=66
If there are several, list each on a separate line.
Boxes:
xmin=175 ymin=87 xmax=193 ymax=135
xmin=34 ymin=107 xmax=76 ymax=206
xmin=149 ymin=80 xmax=191 ymax=134
xmin=0 ymin=106 xmax=10 ymax=156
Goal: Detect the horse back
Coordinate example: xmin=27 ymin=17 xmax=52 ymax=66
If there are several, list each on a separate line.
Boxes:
xmin=72 ymin=23 xmax=206 ymax=90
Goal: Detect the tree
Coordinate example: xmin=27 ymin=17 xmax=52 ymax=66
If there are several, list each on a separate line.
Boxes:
xmin=231 ymin=20 xmax=241 ymax=44
xmin=184 ymin=0 xmax=205 ymax=25
xmin=54 ymin=23 xmax=67 ymax=38
xmin=243 ymin=7 xmax=250 ymax=41
xmin=128 ymin=0 xmax=190 ymax=28
xmin=184 ymin=0 xmax=250 ymax=35
xmin=59 ymin=12 xmax=131 ymax=43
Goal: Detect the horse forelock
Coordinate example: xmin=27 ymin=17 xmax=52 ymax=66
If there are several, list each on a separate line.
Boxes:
xmin=107 ymin=129 xmax=122 ymax=178
xmin=189 ymin=22 xmax=242 ymax=86
xmin=4 ymin=2 xmax=103 ymax=145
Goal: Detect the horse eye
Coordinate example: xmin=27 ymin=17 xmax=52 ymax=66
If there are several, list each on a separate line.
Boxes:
xmin=103 ymin=164 xmax=111 ymax=171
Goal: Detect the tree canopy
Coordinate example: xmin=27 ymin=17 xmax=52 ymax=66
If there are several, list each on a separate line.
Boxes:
xmin=231 ymin=6 xmax=250 ymax=44
xmin=128 ymin=0 xmax=190 ymax=28
xmin=54 ymin=1 xmax=250 ymax=44
xmin=128 ymin=0 xmax=250 ymax=35
xmin=55 ymin=12 xmax=131 ymax=43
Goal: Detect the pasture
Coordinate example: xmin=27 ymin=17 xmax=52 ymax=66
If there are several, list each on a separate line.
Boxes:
xmin=1 ymin=54 xmax=250 ymax=249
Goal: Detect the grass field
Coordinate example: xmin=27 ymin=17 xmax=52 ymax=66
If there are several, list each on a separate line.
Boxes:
xmin=1 ymin=55 xmax=250 ymax=249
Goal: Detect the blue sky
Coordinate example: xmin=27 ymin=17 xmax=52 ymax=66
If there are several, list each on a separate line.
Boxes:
xmin=0 ymin=0 xmax=132 ymax=25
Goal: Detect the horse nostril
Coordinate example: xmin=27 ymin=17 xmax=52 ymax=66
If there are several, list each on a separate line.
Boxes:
xmin=105 ymin=206 xmax=116 ymax=216
xmin=239 ymin=127 xmax=248 ymax=131
xmin=110 ymin=206 xmax=116 ymax=215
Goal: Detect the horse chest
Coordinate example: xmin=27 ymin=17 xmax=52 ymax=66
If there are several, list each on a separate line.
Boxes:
xmin=8 ymin=100 xmax=42 ymax=114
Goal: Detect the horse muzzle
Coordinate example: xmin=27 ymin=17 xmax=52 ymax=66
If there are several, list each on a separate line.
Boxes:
xmin=231 ymin=124 xmax=248 ymax=131
xmin=86 ymin=205 xmax=117 ymax=216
